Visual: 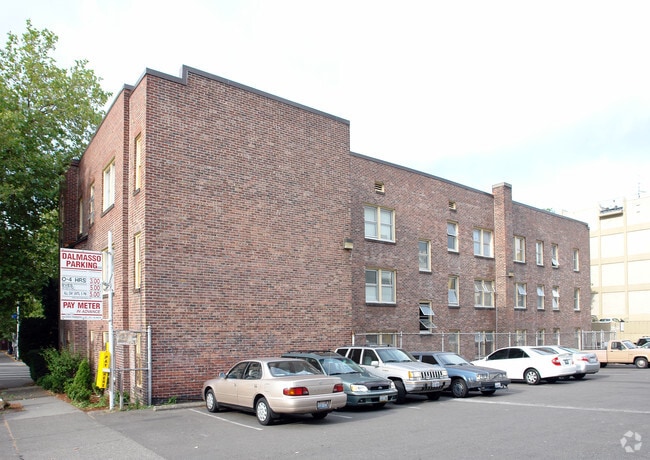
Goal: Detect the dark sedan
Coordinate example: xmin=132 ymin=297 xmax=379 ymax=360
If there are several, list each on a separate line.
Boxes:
xmin=411 ymin=351 xmax=510 ymax=398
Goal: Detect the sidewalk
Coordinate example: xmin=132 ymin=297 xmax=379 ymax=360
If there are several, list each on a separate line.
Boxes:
xmin=0 ymin=352 xmax=164 ymax=459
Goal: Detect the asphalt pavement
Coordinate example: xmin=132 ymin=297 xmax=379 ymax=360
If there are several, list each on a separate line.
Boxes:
xmin=0 ymin=351 xmax=164 ymax=459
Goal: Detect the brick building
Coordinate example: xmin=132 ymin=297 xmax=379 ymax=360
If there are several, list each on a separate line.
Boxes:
xmin=60 ymin=66 xmax=591 ymax=403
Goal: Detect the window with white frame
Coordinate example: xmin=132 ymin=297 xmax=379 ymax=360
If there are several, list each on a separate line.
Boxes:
xmin=514 ymin=236 xmax=526 ymax=263
xmin=537 ymin=285 xmax=545 ymax=310
xmin=573 ymin=288 xmax=580 ymax=311
xmin=515 ymin=283 xmax=527 ymax=309
xmin=364 ymin=206 xmax=394 ymax=241
xmin=553 ymin=328 xmax=561 ymax=345
xmin=78 ymin=197 xmax=84 ymax=235
xmin=448 ymin=276 xmax=459 ymax=306
xmin=473 ymin=228 xmax=493 ymax=257
xmin=551 ymin=243 xmax=559 ymax=268
xmin=103 ymin=160 xmax=116 ymax=211
xmin=447 ymin=222 xmax=458 ymax=252
xmin=536 ymin=241 xmax=544 ymax=265
xmin=365 ymin=269 xmax=395 ymax=304
xmin=135 ymin=135 xmax=143 ymax=191
xmin=536 ymin=329 xmax=545 ymax=345
xmin=89 ymin=184 xmax=95 ymax=226
xmin=515 ymin=329 xmax=527 ymax=346
xmin=475 ymin=331 xmax=495 ymax=358
xmin=419 ymin=302 xmax=436 ymax=332
xmin=474 ymin=280 xmax=495 ymax=307
xmin=418 ymin=240 xmax=431 ymax=272
xmin=134 ymin=232 xmax=142 ymax=290
xmin=572 ymin=249 xmax=579 ymax=271
xmin=552 ymin=286 xmax=560 ymax=310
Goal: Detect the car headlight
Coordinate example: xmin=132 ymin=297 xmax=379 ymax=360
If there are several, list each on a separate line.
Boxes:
xmin=389 ymin=380 xmax=396 ymax=389
xmin=349 ymin=384 xmax=369 ymax=392
xmin=441 ymin=369 xmax=449 ymax=378
xmin=475 ymin=373 xmax=488 ymax=381
xmin=408 ymin=371 xmax=422 ymax=379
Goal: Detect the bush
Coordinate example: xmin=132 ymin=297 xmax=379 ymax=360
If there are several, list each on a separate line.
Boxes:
xmin=65 ymin=360 xmax=93 ymax=402
xmin=25 ymin=349 xmax=47 ymax=382
xmin=37 ymin=347 xmax=83 ymax=394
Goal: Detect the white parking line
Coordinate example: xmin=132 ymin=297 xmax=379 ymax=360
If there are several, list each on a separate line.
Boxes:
xmin=453 ymin=398 xmax=650 ymax=415
xmin=189 ymin=408 xmax=263 ymax=430
xmin=330 ymin=413 xmax=353 ymax=419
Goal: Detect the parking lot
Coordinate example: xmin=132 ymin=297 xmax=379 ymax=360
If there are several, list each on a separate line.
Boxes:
xmin=86 ymin=366 xmax=650 ymax=459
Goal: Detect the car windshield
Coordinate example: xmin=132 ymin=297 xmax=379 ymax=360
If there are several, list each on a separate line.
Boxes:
xmin=377 ymin=348 xmax=413 ymax=363
xmin=437 ymin=353 xmax=470 ymax=365
xmin=267 ymin=360 xmax=320 ymax=377
xmin=320 ymin=357 xmax=362 ymax=375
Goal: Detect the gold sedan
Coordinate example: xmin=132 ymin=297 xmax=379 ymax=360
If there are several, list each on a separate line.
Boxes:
xmin=202 ymin=358 xmax=347 ymax=425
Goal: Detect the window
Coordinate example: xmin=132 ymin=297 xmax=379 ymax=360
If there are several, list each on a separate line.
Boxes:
xmin=474 ymin=280 xmax=495 ymax=307
xmin=536 ymin=285 xmax=545 ymax=310
xmin=552 ymin=286 xmax=560 ymax=310
xmin=536 ymin=241 xmax=544 ymax=265
xmin=475 ymin=331 xmax=494 ymax=358
xmin=515 ymin=283 xmax=527 ymax=309
xmin=134 ymin=233 xmax=142 ymax=290
xmin=447 ymin=331 xmax=460 ymax=353
xmin=572 ymin=249 xmax=579 ymax=271
xmin=89 ymin=184 xmax=95 ymax=226
xmin=419 ymin=302 xmax=436 ymax=332
xmin=78 ymin=197 xmax=84 ymax=235
xmin=365 ymin=269 xmax=395 ymax=304
xmin=473 ymin=228 xmax=493 ymax=257
xmin=514 ymin=236 xmax=526 ymax=263
xmin=447 ymin=222 xmax=458 ymax=252
xmin=448 ymin=276 xmax=459 ymax=306
xmin=551 ymin=244 xmax=559 ymax=268
xmin=515 ymin=330 xmax=527 ymax=346
xmin=364 ymin=206 xmax=394 ymax=241
xmin=552 ymin=328 xmax=561 ymax=345
xmin=573 ymin=288 xmax=580 ymax=311
xmin=418 ymin=240 xmax=431 ymax=272
xmin=536 ymin=329 xmax=545 ymax=346
xmin=135 ymin=135 xmax=143 ymax=191
xmin=103 ymin=160 xmax=116 ymax=211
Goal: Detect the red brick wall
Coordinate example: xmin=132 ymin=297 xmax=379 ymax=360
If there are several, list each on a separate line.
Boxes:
xmin=349 ymin=155 xmax=591 ymax=346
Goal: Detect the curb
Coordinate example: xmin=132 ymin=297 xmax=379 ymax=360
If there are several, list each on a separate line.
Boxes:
xmin=152 ymin=401 xmax=203 ymax=411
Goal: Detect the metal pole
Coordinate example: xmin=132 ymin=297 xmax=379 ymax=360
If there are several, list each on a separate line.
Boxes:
xmin=147 ymin=325 xmax=152 ymax=406
xmin=15 ymin=303 xmax=20 ymax=361
xmin=108 ymin=231 xmax=114 ymax=411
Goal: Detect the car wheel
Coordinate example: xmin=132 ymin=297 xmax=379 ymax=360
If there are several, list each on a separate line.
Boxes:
xmin=634 ymin=357 xmax=648 ymax=369
xmin=480 ymin=390 xmax=496 ymax=396
xmin=205 ymin=389 xmax=219 ymax=413
xmin=524 ymin=368 xmax=541 ymax=385
xmin=450 ymin=378 xmax=468 ymax=398
xmin=573 ymin=373 xmax=586 ymax=380
xmin=394 ymin=380 xmax=407 ymax=404
xmin=255 ymin=397 xmax=275 ymax=426
xmin=426 ymin=391 xmax=441 ymax=401
xmin=311 ymin=412 xmax=328 ymax=420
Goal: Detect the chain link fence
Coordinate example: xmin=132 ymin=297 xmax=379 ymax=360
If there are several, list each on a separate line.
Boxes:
xmin=351 ymin=329 xmax=618 ymax=361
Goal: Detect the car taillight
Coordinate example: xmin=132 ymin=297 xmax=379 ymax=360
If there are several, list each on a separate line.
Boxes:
xmin=284 ymin=387 xmax=309 ymax=396
xmin=552 ymin=356 xmax=561 ymax=366
xmin=333 ymin=383 xmax=344 ymax=393
xmin=579 ymin=356 xmax=589 ymax=362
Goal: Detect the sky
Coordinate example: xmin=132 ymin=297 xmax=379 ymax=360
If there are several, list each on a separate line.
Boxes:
xmin=2 ymin=0 xmax=649 ymax=214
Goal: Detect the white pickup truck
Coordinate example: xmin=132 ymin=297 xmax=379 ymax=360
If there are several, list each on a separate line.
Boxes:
xmin=583 ymin=340 xmax=650 ymax=368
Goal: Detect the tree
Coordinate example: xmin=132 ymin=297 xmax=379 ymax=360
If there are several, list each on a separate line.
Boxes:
xmin=0 ymin=20 xmax=110 ymax=332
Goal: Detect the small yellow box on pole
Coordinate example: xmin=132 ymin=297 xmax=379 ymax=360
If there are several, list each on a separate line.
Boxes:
xmin=95 ymin=345 xmax=110 ymax=389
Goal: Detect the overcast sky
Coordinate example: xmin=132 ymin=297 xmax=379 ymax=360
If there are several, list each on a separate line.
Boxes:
xmin=3 ymin=0 xmax=649 ymax=214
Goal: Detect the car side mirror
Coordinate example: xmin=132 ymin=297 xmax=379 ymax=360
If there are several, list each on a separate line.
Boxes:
xmin=219 ymin=372 xmax=226 ymax=378
xmin=371 ymin=360 xmax=379 ymax=366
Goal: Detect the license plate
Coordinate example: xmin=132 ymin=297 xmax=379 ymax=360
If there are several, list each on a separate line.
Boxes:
xmin=379 ymin=395 xmax=388 ymax=402
xmin=317 ymin=400 xmax=331 ymax=410
xmin=495 ymin=382 xmax=502 ymax=388
xmin=432 ymin=381 xmax=441 ymax=388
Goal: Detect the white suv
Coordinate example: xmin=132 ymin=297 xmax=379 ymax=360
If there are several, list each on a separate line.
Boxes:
xmin=335 ymin=346 xmax=450 ymax=403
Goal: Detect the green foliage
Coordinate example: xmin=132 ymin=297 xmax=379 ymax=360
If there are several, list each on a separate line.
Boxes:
xmin=37 ymin=347 xmax=83 ymax=394
xmin=24 ymin=349 xmax=47 ymax=382
xmin=65 ymin=359 xmax=93 ymax=402
xmin=0 ymin=20 xmax=110 ymax=322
